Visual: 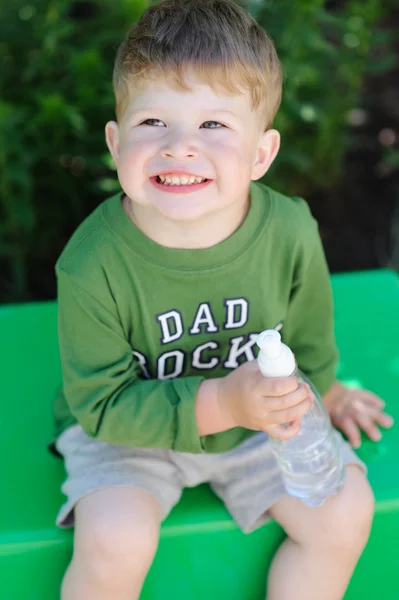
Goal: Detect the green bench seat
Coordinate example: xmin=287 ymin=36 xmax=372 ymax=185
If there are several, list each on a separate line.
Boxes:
xmin=1 ymin=270 xmax=398 ymax=599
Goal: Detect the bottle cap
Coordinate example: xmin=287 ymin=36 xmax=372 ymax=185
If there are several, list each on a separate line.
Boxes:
xmin=257 ymin=330 xmax=296 ymax=377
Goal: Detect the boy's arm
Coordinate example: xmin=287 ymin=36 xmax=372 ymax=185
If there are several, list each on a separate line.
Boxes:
xmin=195 ymin=378 xmax=234 ymax=435
xmin=57 ymin=269 xmax=220 ymax=452
xmin=281 ymin=212 xmax=394 ymax=447
xmin=282 ymin=219 xmax=339 ymax=397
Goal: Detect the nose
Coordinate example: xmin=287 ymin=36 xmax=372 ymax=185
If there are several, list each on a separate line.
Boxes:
xmin=161 ymin=129 xmax=198 ymax=160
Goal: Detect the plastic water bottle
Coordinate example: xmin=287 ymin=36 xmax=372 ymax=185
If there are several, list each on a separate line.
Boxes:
xmin=257 ymin=329 xmax=345 ymax=507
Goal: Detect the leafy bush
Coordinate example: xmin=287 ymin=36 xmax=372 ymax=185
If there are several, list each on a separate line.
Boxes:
xmin=251 ymin=0 xmax=397 ymax=192
xmin=0 ymin=0 xmax=397 ymax=301
xmin=0 ymin=0 xmax=145 ymax=301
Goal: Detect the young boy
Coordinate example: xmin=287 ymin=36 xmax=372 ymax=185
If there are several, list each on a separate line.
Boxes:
xmin=53 ymin=1 xmax=393 ymax=598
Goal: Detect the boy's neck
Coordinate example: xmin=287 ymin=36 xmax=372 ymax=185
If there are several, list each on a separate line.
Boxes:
xmin=123 ymin=195 xmax=251 ymax=250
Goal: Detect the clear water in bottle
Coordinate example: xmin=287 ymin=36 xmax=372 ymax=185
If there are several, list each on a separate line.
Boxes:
xmin=257 ymin=330 xmax=345 ymax=507
xmin=269 ymin=372 xmax=345 ymax=507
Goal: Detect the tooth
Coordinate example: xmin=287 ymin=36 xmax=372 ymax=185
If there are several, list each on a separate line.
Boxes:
xmin=171 ymin=176 xmax=180 ymax=184
xmin=165 ymin=176 xmax=171 ymax=183
xmin=180 ymin=176 xmax=188 ymax=184
xmin=195 ymin=177 xmax=203 ymax=183
xmin=159 ymin=175 xmax=165 ymax=182
xmin=188 ymin=176 xmax=196 ymax=184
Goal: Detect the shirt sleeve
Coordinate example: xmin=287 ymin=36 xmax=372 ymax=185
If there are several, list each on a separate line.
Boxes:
xmin=57 ymin=269 xmax=205 ymax=452
xmin=282 ymin=219 xmax=339 ymax=396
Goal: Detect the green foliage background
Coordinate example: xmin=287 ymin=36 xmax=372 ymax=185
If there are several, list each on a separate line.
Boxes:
xmin=0 ymin=0 xmax=397 ymax=302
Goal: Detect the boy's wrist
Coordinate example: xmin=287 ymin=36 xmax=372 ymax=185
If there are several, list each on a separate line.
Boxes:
xmin=322 ymin=379 xmax=343 ymax=414
xmin=195 ymin=378 xmax=236 ymax=436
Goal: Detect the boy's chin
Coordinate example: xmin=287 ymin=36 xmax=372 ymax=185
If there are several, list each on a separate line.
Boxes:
xmin=156 ymin=206 xmax=213 ymax=223
xmin=151 ymin=195 xmax=218 ymax=223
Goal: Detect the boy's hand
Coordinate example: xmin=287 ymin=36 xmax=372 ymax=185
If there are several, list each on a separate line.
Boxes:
xmin=323 ymin=381 xmax=394 ymax=449
xmin=216 ymin=360 xmax=315 ymax=441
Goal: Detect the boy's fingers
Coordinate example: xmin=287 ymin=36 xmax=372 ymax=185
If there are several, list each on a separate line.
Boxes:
xmin=262 ymin=383 xmax=311 ymax=411
xmin=259 ymin=376 xmax=299 ymax=398
xmin=358 ymin=404 xmax=391 ymax=422
xmin=267 ymin=419 xmax=301 ymax=441
xmin=359 ymin=391 xmax=385 ymax=409
xmin=268 ymin=396 xmax=313 ymax=425
xmin=355 ymin=412 xmax=382 ymax=442
xmin=339 ymin=417 xmax=361 ymax=449
xmin=374 ymin=411 xmax=394 ymax=429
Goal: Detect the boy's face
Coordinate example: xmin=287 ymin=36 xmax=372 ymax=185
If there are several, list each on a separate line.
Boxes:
xmin=106 ymin=70 xmax=280 ymax=224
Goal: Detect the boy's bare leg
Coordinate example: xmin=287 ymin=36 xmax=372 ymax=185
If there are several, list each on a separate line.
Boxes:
xmin=267 ymin=466 xmax=374 ymax=600
xmin=61 ymin=487 xmax=162 ymax=600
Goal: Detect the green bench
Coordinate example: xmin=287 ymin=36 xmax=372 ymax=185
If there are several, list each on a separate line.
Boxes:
xmin=1 ymin=270 xmax=398 ymax=599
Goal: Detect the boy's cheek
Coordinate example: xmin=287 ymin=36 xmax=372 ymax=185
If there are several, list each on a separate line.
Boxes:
xmin=118 ymin=146 xmax=147 ymax=176
xmin=117 ymin=162 xmax=144 ymax=197
xmin=213 ymin=146 xmax=249 ymax=177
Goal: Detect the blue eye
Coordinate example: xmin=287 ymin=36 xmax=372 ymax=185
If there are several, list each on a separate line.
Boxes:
xmin=201 ymin=121 xmax=224 ymax=129
xmin=141 ymin=119 xmax=165 ymax=127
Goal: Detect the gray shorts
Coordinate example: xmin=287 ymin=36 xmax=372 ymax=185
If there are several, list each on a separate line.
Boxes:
xmin=55 ymin=425 xmax=366 ymax=533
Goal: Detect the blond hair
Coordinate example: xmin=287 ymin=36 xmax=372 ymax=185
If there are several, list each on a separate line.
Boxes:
xmin=113 ymin=0 xmax=282 ymax=128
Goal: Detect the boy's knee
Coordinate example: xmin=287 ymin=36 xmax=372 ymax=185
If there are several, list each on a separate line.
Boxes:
xmin=277 ymin=466 xmax=374 ymax=554
xmin=319 ymin=467 xmax=374 ymax=552
xmin=342 ymin=469 xmax=374 ymax=545
xmin=75 ymin=508 xmax=160 ymax=577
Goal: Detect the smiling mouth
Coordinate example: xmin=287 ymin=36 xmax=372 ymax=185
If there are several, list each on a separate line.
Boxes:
xmin=155 ymin=174 xmax=209 ymax=186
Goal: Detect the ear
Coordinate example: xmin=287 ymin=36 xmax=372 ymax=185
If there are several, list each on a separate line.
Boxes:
xmin=105 ymin=121 xmax=120 ymax=166
xmin=251 ymin=129 xmax=280 ymax=180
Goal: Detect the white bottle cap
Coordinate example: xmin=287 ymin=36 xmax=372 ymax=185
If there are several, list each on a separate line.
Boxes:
xmin=257 ymin=330 xmax=296 ymax=377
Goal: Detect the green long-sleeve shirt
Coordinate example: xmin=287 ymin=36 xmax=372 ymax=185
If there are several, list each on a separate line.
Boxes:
xmin=54 ymin=181 xmax=338 ymax=453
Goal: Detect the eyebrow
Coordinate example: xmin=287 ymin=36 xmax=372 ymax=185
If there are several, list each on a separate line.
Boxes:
xmin=129 ymin=107 xmax=240 ymax=120
xmin=205 ymin=109 xmax=240 ymax=119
